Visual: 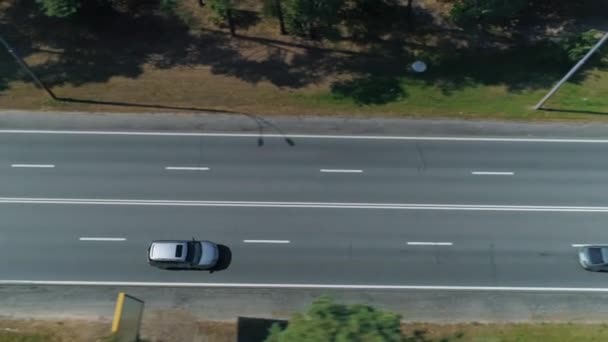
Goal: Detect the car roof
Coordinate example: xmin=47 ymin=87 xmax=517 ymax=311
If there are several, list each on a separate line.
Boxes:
xmin=149 ymin=241 xmax=189 ymax=262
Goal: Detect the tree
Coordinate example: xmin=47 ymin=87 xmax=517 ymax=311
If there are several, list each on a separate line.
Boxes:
xmin=263 ymin=0 xmax=286 ymax=35
xmin=34 ymin=0 xmax=184 ymax=18
xmin=450 ymin=0 xmax=527 ymax=28
xmin=449 ymin=0 xmax=527 ymax=50
xmin=282 ymin=0 xmax=344 ymax=39
xmin=557 ymin=29 xmax=606 ymax=64
xmin=265 ymin=297 xmax=403 ymax=342
xmin=342 ymin=0 xmax=402 ymax=40
xmin=35 ymin=0 xmax=81 ymax=17
xmin=160 ymin=0 xmax=178 ymax=13
xmin=406 ymin=0 xmax=413 ymax=30
xmin=208 ymin=0 xmax=236 ymax=36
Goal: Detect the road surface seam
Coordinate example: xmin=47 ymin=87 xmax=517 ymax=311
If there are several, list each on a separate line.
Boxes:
xmin=4 ymin=197 xmax=608 ymax=212
xmin=4 ymin=280 xmax=608 ymax=292
xmin=4 ymin=130 xmax=608 ymax=143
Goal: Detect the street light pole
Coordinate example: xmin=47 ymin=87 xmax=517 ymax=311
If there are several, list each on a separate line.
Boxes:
xmin=0 ymin=34 xmax=57 ymax=100
xmin=534 ymin=32 xmax=608 ymax=110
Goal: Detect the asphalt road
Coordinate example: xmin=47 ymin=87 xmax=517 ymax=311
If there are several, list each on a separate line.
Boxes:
xmin=2 ymin=130 xmax=608 ymax=289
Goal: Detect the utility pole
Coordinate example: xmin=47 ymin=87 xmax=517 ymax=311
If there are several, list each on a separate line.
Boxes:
xmin=534 ymin=32 xmax=608 ymax=110
xmin=0 ymin=34 xmax=57 ymax=100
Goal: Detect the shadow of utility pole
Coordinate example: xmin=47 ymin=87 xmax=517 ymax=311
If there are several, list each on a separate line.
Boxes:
xmin=56 ymin=96 xmax=235 ymax=114
xmin=541 ymin=107 xmax=608 ymax=116
xmin=56 ymin=97 xmax=296 ymax=147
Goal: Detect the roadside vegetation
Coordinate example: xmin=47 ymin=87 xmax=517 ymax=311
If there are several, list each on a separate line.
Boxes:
xmin=3 ymin=313 xmax=608 ymax=341
xmin=265 ymin=297 xmax=608 ymax=341
xmin=0 ymin=0 xmax=606 ymax=119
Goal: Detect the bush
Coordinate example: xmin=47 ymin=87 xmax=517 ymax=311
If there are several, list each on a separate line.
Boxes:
xmin=159 ymin=0 xmax=178 ymax=14
xmin=283 ymin=0 xmax=344 ymax=38
xmin=558 ymin=29 xmax=605 ymax=63
xmin=36 ymin=0 xmax=81 ymax=17
xmin=265 ymin=297 xmax=403 ymax=342
xmin=450 ymin=0 xmax=527 ymax=28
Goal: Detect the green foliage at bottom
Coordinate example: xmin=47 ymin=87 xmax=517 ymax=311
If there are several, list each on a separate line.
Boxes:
xmin=265 ymin=297 xmax=403 ymax=342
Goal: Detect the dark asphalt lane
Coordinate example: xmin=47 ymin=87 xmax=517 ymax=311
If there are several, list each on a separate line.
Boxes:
xmin=1 ymin=132 xmax=608 ymax=288
xmin=1 ymin=205 xmax=608 ymax=287
xmin=1 ymin=134 xmax=608 ymax=205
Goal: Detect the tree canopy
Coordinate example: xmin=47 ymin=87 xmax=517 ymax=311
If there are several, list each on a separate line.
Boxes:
xmin=33 ymin=0 xmax=179 ymax=17
xmin=35 ymin=0 xmax=81 ymax=17
xmin=265 ymin=297 xmax=403 ymax=342
xmin=450 ymin=0 xmax=527 ymax=28
xmin=282 ymin=0 xmax=344 ymax=39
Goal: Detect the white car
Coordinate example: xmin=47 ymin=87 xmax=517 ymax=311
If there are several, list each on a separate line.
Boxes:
xmin=148 ymin=239 xmax=219 ymax=270
xmin=578 ymin=245 xmax=608 ymax=271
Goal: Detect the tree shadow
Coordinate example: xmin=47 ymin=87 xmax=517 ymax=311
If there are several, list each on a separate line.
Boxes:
xmin=341 ymin=0 xmax=436 ymax=44
xmin=2 ymin=0 xmax=606 ymax=112
xmin=233 ymin=9 xmax=261 ymax=31
xmin=0 ymin=0 xmax=323 ymax=92
xmin=331 ymin=75 xmax=406 ymax=105
xmin=0 ymin=49 xmax=18 ymax=93
xmin=425 ymin=44 xmax=569 ymax=95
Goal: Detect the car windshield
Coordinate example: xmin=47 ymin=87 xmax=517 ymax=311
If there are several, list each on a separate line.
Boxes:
xmin=601 ymin=248 xmax=608 ymax=264
xmin=588 ymin=248 xmax=605 ymax=264
xmin=188 ymin=241 xmax=202 ymax=264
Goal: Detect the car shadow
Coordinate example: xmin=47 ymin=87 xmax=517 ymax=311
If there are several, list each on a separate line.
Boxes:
xmin=210 ymin=244 xmax=232 ymax=273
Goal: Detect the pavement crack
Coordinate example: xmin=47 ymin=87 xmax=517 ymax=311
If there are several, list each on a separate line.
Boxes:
xmin=490 ymin=243 xmax=497 ymax=284
xmin=415 ymin=142 xmax=427 ymax=172
xmin=198 ymin=137 xmax=204 ymax=168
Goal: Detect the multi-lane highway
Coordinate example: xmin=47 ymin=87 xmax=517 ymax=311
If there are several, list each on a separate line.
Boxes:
xmin=2 ymin=130 xmax=608 ymax=290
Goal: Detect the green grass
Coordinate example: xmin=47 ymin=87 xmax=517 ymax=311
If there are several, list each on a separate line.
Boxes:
xmin=300 ymin=46 xmax=608 ymax=121
xmin=0 ymin=331 xmax=51 ymax=342
xmin=2 ymin=322 xmax=608 ymax=341
xmin=404 ymin=323 xmax=608 ymax=341
xmin=422 ymin=324 xmax=608 ymax=342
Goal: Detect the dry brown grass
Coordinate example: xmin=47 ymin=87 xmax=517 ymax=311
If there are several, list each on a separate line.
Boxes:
xmin=140 ymin=309 xmax=235 ymax=342
xmin=0 ymin=319 xmax=109 ymax=342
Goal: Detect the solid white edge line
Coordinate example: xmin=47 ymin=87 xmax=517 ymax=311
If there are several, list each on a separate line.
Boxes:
xmin=471 ymin=171 xmax=514 ymax=176
xmin=11 ymin=164 xmax=55 ymax=168
xmin=165 ymin=167 xmax=210 ymax=171
xmin=570 ymin=244 xmax=608 ymax=247
xmin=6 ymin=197 xmax=608 ymax=212
xmin=79 ymin=237 xmax=126 ymax=241
xmin=243 ymin=240 xmax=291 ymax=244
xmin=407 ymin=242 xmax=453 ymax=246
xmin=2 ymin=130 xmax=608 ymax=144
xmin=5 ymin=280 xmax=608 ymax=292
xmin=320 ymin=169 xmax=363 ymax=173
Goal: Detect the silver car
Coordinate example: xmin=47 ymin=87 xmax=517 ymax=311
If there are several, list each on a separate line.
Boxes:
xmin=148 ymin=239 xmax=219 ymax=270
xmin=578 ymin=245 xmax=608 ymax=271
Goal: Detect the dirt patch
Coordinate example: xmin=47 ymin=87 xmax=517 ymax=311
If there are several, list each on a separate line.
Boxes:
xmin=140 ymin=309 xmax=235 ymax=342
xmin=0 ymin=316 xmax=236 ymax=342
xmin=0 ymin=318 xmax=110 ymax=342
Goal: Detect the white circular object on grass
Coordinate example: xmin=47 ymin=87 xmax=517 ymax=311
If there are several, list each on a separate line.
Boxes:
xmin=411 ymin=61 xmax=427 ymax=73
